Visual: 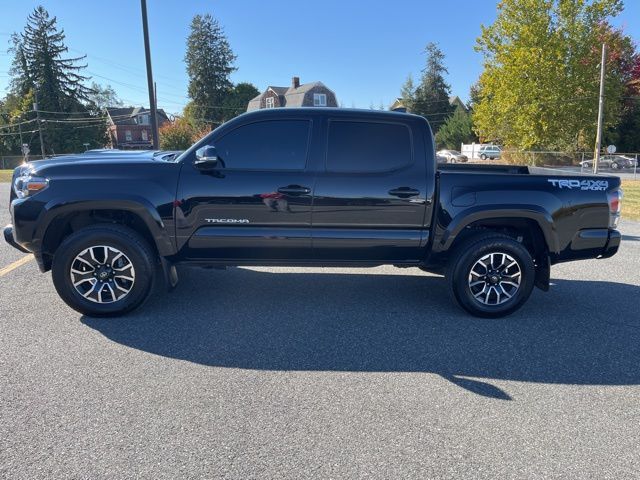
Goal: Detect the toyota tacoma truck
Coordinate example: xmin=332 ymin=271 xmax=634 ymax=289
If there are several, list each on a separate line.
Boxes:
xmin=4 ymin=108 xmax=622 ymax=318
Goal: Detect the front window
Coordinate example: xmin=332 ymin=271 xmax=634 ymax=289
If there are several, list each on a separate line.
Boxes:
xmin=125 ymin=130 xmax=132 ymax=142
xmin=265 ymin=97 xmax=275 ymax=108
xmin=313 ymin=93 xmax=327 ymax=106
xmin=214 ymin=120 xmax=311 ymax=170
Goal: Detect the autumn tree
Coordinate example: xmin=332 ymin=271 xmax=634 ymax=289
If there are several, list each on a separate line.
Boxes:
xmin=473 ymin=0 xmax=630 ymax=151
xmin=159 ymin=118 xmax=196 ymax=150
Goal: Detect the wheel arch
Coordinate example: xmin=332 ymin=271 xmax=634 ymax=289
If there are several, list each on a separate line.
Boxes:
xmin=436 ymin=207 xmax=558 ymax=255
xmin=38 ymin=199 xmax=175 ymax=271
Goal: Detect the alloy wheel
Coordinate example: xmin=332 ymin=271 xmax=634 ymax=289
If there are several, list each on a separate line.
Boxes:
xmin=69 ymin=245 xmax=136 ymax=303
xmin=467 ymin=252 xmax=521 ymax=305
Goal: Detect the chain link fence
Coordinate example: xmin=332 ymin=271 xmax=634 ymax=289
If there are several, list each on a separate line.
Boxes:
xmin=460 ymin=145 xmax=639 ymax=179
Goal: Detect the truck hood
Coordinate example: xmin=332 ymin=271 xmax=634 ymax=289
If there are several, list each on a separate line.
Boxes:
xmin=17 ymin=151 xmax=174 ymax=177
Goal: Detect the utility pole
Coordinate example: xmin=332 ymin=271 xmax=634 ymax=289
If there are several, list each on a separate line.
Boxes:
xmin=593 ymin=43 xmax=607 ymax=175
xmin=34 ymin=91 xmax=46 ymax=159
xmin=140 ymin=0 xmax=159 ymax=149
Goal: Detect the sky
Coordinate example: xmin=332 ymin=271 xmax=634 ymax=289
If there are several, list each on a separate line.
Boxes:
xmin=1 ymin=0 xmax=639 ymax=117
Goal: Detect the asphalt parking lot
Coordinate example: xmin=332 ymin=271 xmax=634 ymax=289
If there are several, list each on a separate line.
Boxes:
xmin=1 ymin=182 xmax=639 ymax=479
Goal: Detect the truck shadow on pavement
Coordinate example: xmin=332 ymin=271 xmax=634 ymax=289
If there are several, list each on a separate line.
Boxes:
xmin=82 ymin=267 xmax=640 ymax=401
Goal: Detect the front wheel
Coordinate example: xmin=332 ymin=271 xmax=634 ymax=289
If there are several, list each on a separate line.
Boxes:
xmin=52 ymin=224 xmax=156 ymax=317
xmin=611 ymin=162 xmax=620 ymax=170
xmin=480 ymin=154 xmax=487 ymax=160
xmin=447 ymin=234 xmax=535 ymax=318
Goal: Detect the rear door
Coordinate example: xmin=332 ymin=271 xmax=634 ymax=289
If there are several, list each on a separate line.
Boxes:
xmin=311 ymin=117 xmax=429 ymax=261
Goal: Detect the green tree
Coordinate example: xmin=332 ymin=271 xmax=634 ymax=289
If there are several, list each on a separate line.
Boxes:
xmin=7 ymin=6 xmax=106 ymax=154
xmin=221 ymin=82 xmax=260 ymax=120
xmin=435 ymin=106 xmax=478 ymax=149
xmin=399 ymin=74 xmax=415 ymax=112
xmin=474 ymin=0 xmax=628 ymax=151
xmin=185 ymin=13 xmax=237 ymax=126
xmin=86 ymin=82 xmax=123 ymax=110
xmin=412 ymin=43 xmax=454 ymax=132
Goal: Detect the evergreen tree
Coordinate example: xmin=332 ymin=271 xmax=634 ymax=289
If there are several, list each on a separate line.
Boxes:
xmin=435 ymin=106 xmax=478 ymax=149
xmin=399 ymin=74 xmax=415 ymax=112
xmin=7 ymin=6 xmax=105 ymax=155
xmin=412 ymin=43 xmax=454 ymax=132
xmin=185 ymin=13 xmax=237 ymax=125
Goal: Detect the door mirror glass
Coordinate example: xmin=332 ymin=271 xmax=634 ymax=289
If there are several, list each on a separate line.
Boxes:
xmin=195 ymin=146 xmax=219 ymax=169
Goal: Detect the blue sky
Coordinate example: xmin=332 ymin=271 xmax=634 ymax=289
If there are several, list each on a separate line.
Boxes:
xmin=1 ymin=0 xmax=638 ymax=115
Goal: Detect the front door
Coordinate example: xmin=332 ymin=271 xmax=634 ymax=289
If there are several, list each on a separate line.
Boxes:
xmin=312 ymin=118 xmax=428 ymax=262
xmin=176 ymin=118 xmax=316 ymax=260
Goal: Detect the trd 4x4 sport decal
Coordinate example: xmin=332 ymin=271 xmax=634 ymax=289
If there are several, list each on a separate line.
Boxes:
xmin=548 ymin=179 xmax=608 ymax=191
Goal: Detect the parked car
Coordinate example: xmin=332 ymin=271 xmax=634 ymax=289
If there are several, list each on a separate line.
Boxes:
xmin=4 ymin=108 xmax=622 ymax=318
xmin=437 ymin=149 xmax=468 ymax=163
xmin=479 ymin=145 xmax=502 ymax=160
xmin=580 ymin=155 xmax=635 ymax=170
xmin=436 ymin=154 xmax=448 ymax=165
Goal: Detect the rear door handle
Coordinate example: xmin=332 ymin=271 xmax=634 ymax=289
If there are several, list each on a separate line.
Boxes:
xmin=277 ymin=185 xmax=311 ymax=195
xmin=388 ymin=187 xmax=420 ymax=198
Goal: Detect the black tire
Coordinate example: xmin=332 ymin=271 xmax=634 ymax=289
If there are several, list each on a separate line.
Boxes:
xmin=611 ymin=162 xmax=620 ymax=170
xmin=52 ymin=224 xmax=156 ymax=317
xmin=446 ymin=233 xmax=535 ymax=318
xmin=480 ymin=154 xmax=487 ymax=160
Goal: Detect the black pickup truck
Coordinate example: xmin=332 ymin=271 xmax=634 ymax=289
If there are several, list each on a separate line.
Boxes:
xmin=4 ymin=108 xmax=622 ymax=318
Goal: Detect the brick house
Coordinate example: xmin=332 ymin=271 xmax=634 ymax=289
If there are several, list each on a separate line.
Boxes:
xmin=105 ymin=107 xmax=170 ymax=149
xmin=247 ymin=76 xmax=338 ymax=111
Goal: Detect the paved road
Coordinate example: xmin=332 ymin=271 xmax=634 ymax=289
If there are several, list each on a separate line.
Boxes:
xmin=1 ymin=182 xmax=639 ymax=479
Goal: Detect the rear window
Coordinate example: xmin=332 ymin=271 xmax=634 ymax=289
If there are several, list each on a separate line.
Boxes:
xmin=326 ymin=121 xmax=412 ymax=173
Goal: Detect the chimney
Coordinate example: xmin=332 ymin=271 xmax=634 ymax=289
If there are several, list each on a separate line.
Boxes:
xmin=292 ymin=76 xmax=300 ymax=89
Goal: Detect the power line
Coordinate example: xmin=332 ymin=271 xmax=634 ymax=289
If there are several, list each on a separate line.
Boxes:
xmin=0 ymin=129 xmax=38 ymax=136
xmin=0 ymin=118 xmax=37 ymax=130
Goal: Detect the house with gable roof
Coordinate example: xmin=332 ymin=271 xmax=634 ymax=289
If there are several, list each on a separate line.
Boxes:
xmin=247 ymin=76 xmax=338 ymax=111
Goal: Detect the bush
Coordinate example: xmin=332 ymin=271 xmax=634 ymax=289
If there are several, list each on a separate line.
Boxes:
xmin=159 ymin=119 xmax=210 ymax=150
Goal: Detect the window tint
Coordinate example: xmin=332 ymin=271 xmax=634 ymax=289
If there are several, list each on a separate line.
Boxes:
xmin=327 ymin=121 xmax=411 ymax=172
xmin=214 ymin=120 xmax=310 ymax=170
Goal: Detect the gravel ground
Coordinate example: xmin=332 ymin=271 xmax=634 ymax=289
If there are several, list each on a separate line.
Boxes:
xmin=1 ymin=182 xmax=639 ymax=479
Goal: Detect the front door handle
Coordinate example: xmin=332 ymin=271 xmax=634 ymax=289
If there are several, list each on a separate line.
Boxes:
xmin=277 ymin=185 xmax=311 ymax=196
xmin=388 ymin=187 xmax=420 ymax=198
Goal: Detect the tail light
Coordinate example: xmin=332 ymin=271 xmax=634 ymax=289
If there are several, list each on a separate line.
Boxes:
xmin=607 ymin=189 xmax=622 ymax=229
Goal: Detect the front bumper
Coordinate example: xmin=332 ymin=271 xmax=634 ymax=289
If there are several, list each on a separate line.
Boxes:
xmin=4 ymin=224 xmax=30 ymax=253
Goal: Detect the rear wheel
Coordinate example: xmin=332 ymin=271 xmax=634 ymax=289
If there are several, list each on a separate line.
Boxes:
xmin=611 ymin=162 xmax=620 ymax=170
xmin=447 ymin=234 xmax=535 ymax=318
xmin=52 ymin=224 xmax=156 ymax=317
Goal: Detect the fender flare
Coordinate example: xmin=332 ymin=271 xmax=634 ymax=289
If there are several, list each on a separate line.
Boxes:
xmin=435 ymin=205 xmax=559 ymax=254
xmin=36 ymin=195 xmax=176 ymax=257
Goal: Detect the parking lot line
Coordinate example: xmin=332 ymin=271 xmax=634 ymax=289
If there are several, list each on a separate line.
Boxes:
xmin=0 ymin=255 xmax=34 ymax=277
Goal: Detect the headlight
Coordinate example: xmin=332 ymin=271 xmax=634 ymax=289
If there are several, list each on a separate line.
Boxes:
xmin=13 ymin=175 xmax=49 ymax=199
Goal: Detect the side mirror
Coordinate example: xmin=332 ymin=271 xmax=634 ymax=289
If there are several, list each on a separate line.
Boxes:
xmin=195 ymin=146 xmax=219 ymax=169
